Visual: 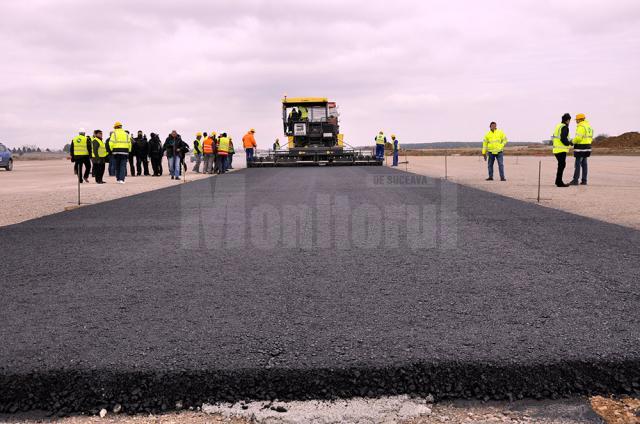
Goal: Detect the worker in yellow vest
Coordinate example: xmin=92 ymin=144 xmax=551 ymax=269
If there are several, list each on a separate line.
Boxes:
xmin=552 ymin=113 xmax=574 ymax=188
xmin=482 ymin=122 xmax=508 ymax=181
xmin=107 ymin=122 xmax=132 ymax=184
xmin=216 ymin=133 xmax=230 ymax=174
xmin=374 ymin=131 xmax=386 ymax=161
xmin=570 ymin=113 xmax=593 ymax=186
xmin=91 ymin=129 xmax=108 ymax=184
xmin=192 ymin=132 xmax=203 ymax=173
xmin=70 ymin=128 xmax=92 ymax=183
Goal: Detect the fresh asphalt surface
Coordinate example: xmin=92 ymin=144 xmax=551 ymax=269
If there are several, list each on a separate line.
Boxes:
xmin=0 ymin=166 xmax=639 ymax=414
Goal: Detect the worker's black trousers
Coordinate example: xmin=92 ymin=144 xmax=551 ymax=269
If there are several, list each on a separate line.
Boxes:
xmin=93 ymin=160 xmax=105 ymax=183
xmin=150 ymin=156 xmax=163 ymax=176
xmin=74 ymin=156 xmax=91 ymax=182
xmin=128 ymin=154 xmax=135 ymax=176
xmin=136 ymin=155 xmax=150 ymax=176
xmin=554 ymin=152 xmax=567 ymax=185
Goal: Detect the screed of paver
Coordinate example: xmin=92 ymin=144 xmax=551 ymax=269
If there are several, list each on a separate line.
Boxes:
xmin=396 ymin=155 xmax=640 ymax=229
xmin=0 ymin=159 xmax=228 ymax=227
xmin=0 ymin=166 xmax=638 ymax=414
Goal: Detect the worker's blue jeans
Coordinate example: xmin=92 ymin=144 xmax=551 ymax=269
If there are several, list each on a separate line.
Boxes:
xmin=487 ymin=152 xmax=505 ymax=179
xmin=108 ymin=155 xmax=116 ymax=176
xmin=245 ymin=148 xmax=254 ymax=162
xmin=375 ymin=144 xmax=384 ymax=160
xmin=169 ymin=156 xmax=181 ymax=177
xmin=573 ymin=156 xmax=588 ymax=183
xmin=114 ymin=154 xmax=128 ymax=181
xmin=392 ymin=150 xmax=399 ymax=166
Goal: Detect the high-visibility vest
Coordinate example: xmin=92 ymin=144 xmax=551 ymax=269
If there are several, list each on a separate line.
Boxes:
xmin=376 ymin=134 xmax=385 ymax=145
xmin=574 ymin=121 xmax=593 ymax=145
xmin=299 ymin=107 xmax=308 ymax=120
xmin=72 ymin=135 xmax=89 ymax=156
xmin=552 ymin=123 xmax=570 ymax=154
xmin=217 ymin=137 xmax=230 ymax=155
xmin=203 ymin=137 xmax=214 ymax=154
xmin=92 ymin=137 xmax=107 ymax=158
xmin=109 ymin=129 xmax=132 ymax=151
xmin=482 ymin=129 xmax=508 ymax=155
xmin=193 ymin=138 xmax=202 ymax=154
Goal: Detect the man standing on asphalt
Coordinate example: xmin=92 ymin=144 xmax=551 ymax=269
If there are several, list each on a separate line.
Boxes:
xmin=216 ymin=132 xmax=230 ymax=174
xmin=202 ymin=132 xmax=216 ymax=174
xmin=106 ymin=122 xmax=132 ymax=184
xmin=227 ymin=137 xmax=235 ymax=170
xmin=552 ymin=113 xmax=573 ymax=188
xmin=91 ymin=129 xmax=107 ymax=184
xmin=163 ymin=130 xmax=188 ymax=180
xmin=570 ymin=113 xmax=593 ymax=186
xmin=127 ymin=130 xmax=137 ymax=177
xmin=192 ymin=132 xmax=203 ymax=173
xmin=391 ymin=134 xmax=399 ymax=167
xmin=133 ymin=131 xmax=150 ymax=176
xmin=242 ymin=128 xmax=257 ymax=163
xmin=107 ymin=131 xmax=116 ymax=177
xmin=148 ymin=133 xmax=164 ymax=176
xmin=70 ymin=128 xmax=92 ymax=183
xmin=482 ymin=122 xmax=508 ymax=181
xmin=273 ymin=138 xmax=280 ymax=151
xmin=374 ymin=131 xmax=386 ymax=161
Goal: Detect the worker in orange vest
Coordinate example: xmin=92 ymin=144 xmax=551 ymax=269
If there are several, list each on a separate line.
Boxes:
xmin=242 ymin=128 xmax=257 ymax=163
xmin=202 ymin=132 xmax=216 ymax=174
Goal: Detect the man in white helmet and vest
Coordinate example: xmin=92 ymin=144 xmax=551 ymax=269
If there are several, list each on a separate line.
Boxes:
xmin=70 ymin=128 xmax=92 ymax=183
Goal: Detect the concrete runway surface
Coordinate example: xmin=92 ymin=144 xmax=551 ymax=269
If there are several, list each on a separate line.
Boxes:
xmin=0 ymin=166 xmax=638 ymax=415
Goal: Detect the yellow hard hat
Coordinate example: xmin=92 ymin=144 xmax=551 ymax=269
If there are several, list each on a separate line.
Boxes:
xmin=391 ymin=134 xmax=396 ymax=139
xmin=576 ymin=113 xmax=586 ymax=120
xmin=211 ymin=131 xmax=217 ymax=136
xmin=196 ymin=132 xmax=202 ymax=137
xmin=114 ymin=121 xmax=122 ymax=128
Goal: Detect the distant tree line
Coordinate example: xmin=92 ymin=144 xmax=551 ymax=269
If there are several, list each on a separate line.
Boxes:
xmin=9 ymin=145 xmax=57 ymax=155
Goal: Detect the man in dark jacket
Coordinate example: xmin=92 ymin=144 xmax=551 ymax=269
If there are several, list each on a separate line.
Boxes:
xmin=127 ymin=130 xmax=136 ymax=177
xmin=148 ymin=133 xmax=163 ymax=176
xmin=133 ymin=131 xmax=150 ymax=176
xmin=163 ymin=130 xmax=189 ymax=180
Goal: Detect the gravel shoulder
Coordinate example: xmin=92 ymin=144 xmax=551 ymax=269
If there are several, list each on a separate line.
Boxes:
xmin=396 ymin=155 xmax=640 ymax=229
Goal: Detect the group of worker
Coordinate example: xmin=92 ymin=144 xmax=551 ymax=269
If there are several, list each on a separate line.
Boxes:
xmin=479 ymin=114 xmax=593 ymax=186
xmin=70 ymin=122 xmax=252 ymax=184
xmin=375 ymin=113 xmax=593 ymax=187
xmin=375 ymin=131 xmax=401 ymax=166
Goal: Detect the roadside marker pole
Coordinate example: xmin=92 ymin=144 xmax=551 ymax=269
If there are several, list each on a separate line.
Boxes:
xmin=444 ymin=150 xmax=448 ymax=180
xmin=405 ymin=150 xmax=408 ymax=172
xmin=537 ymin=160 xmax=542 ymax=203
xmin=77 ymin=173 xmax=81 ymax=205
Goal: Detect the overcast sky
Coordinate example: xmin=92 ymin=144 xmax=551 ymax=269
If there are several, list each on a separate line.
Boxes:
xmin=1 ymin=0 xmax=639 ymax=149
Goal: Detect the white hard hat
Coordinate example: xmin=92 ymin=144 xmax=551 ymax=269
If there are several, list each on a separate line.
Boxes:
xmin=79 ymin=128 xmax=86 ymax=134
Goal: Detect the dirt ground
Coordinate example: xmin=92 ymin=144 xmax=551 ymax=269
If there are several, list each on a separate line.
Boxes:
xmin=1 ymin=395 xmax=624 ymax=424
xmin=391 ymin=154 xmax=640 ymax=230
xmin=0 ymin=159 xmax=214 ymax=227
